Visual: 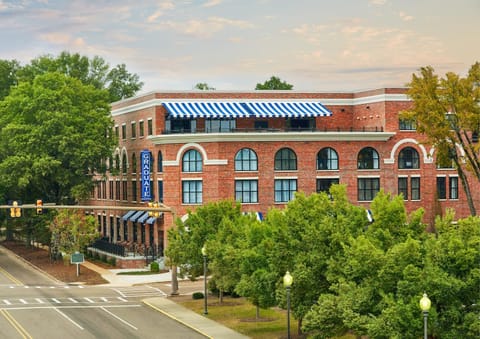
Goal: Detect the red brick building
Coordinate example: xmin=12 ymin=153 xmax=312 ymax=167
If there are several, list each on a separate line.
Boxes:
xmin=85 ymin=88 xmax=478 ymax=259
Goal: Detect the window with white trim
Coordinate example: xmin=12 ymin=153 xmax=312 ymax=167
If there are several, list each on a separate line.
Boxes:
xmin=235 ymin=179 xmax=258 ymax=203
xmin=182 ymin=180 xmax=202 ymax=204
xmin=358 ymin=177 xmax=380 ymax=201
xmin=274 ymin=179 xmax=297 ymax=202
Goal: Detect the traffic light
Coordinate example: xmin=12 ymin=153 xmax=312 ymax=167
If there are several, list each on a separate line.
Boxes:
xmin=10 ymin=201 xmax=21 ymax=218
xmin=36 ymin=199 xmax=43 ymax=215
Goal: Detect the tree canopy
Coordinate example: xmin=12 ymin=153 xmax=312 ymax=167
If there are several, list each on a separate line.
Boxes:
xmin=166 ymin=186 xmax=480 ymax=338
xmin=255 ymin=76 xmax=293 ymax=90
xmin=0 ymin=71 xmax=116 ymax=203
xmin=193 ymin=82 xmax=215 ymax=90
xmin=403 ymin=62 xmax=480 ymax=215
xmin=6 ymin=51 xmax=143 ymax=102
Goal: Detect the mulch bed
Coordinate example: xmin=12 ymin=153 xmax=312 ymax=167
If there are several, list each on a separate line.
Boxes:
xmin=1 ymin=241 xmax=109 ymax=285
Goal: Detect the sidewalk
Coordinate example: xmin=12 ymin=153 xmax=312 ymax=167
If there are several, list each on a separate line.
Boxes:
xmin=81 ymin=261 xmax=249 ymax=339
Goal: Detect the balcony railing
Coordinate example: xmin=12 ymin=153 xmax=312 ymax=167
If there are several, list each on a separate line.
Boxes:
xmin=163 ymin=126 xmax=384 ymax=134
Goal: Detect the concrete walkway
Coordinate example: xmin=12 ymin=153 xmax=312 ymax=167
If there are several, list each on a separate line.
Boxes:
xmin=81 ymin=261 xmax=249 ymax=339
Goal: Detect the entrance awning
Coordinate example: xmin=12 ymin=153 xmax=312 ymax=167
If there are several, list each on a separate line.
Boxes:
xmin=137 ymin=212 xmax=150 ymax=224
xmin=122 ymin=210 xmax=136 ymax=221
xmin=146 ymin=213 xmax=163 ymax=224
xmin=163 ymin=102 xmax=250 ymax=119
xmin=130 ymin=211 xmax=146 ymax=223
xmin=243 ymin=102 xmax=332 ymax=118
xmin=163 ymin=101 xmax=332 ymax=119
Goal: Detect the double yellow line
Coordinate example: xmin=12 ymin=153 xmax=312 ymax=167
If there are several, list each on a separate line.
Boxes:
xmin=0 ymin=266 xmax=23 ymax=286
xmin=0 ymin=309 xmax=32 ymax=338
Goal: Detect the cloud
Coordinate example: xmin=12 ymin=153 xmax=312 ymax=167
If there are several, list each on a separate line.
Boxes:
xmin=202 ymin=0 xmax=222 ymax=7
xmin=152 ymin=16 xmax=254 ymax=37
xmin=369 ymin=0 xmax=387 ymax=5
xmin=399 ymin=11 xmax=414 ymax=21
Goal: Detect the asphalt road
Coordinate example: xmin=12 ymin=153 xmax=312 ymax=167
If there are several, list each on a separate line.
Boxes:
xmin=0 ymin=249 xmax=206 ymax=339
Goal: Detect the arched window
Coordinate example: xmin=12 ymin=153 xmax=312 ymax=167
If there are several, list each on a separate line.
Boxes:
xmin=157 ymin=151 xmax=163 ymax=172
xmin=357 ymin=147 xmax=379 ymax=169
xmin=235 ymin=148 xmax=258 ymax=171
xmin=131 ymin=153 xmax=136 ymax=173
xmin=317 ymin=147 xmax=338 ymax=170
xmin=122 ymin=153 xmax=127 ymax=174
xmin=398 ymin=147 xmax=420 ymax=169
xmin=275 ymin=148 xmax=297 ymax=171
xmin=182 ymin=149 xmax=202 ymax=172
xmin=115 ymin=154 xmax=120 ymax=172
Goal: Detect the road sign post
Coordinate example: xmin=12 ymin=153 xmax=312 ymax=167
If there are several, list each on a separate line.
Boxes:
xmin=70 ymin=252 xmax=85 ymax=277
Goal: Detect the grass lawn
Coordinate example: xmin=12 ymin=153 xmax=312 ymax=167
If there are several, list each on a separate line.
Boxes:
xmin=176 ymin=296 xmax=356 ymax=339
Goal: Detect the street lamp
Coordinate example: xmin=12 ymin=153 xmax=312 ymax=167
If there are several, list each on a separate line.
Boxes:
xmin=419 ymin=293 xmax=431 ymax=339
xmin=201 ymin=245 xmax=208 ymax=315
xmin=283 ymin=271 xmax=293 ymax=339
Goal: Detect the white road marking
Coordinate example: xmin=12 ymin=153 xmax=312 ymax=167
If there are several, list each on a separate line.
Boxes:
xmin=101 ymin=306 xmax=138 ymax=330
xmin=54 ymin=307 xmax=84 ymax=330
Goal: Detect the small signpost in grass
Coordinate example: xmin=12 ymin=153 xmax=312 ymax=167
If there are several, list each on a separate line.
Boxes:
xmin=70 ymin=252 xmax=85 ymax=277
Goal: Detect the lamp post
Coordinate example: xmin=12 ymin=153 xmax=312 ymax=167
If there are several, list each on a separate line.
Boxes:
xmin=201 ymin=245 xmax=208 ymax=315
xmin=283 ymin=271 xmax=293 ymax=339
xmin=419 ymin=293 xmax=431 ymax=339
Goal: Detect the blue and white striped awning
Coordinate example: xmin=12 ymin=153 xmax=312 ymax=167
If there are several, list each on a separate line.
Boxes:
xmin=243 ymin=102 xmax=332 ymax=118
xmin=163 ymin=102 xmax=250 ymax=119
xmin=137 ymin=212 xmax=150 ymax=224
xmin=122 ymin=210 xmax=136 ymax=221
xmin=163 ymin=101 xmax=332 ymax=119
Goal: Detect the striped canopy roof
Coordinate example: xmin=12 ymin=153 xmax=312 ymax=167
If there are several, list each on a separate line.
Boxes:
xmin=162 ymin=101 xmax=332 ymax=119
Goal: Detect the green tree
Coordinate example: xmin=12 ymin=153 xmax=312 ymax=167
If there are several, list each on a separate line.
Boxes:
xmin=403 ymin=62 xmax=480 ymax=215
xmin=194 ymin=82 xmax=215 ymax=90
xmin=0 ymin=59 xmax=19 ymax=100
xmin=0 ymin=72 xmax=116 ymax=203
xmin=17 ymin=51 xmax=143 ymax=102
xmin=255 ymin=76 xmax=293 ymax=90
xmin=50 ymin=209 xmax=99 ymax=256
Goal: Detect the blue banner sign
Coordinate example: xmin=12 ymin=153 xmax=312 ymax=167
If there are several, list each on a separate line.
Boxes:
xmin=141 ymin=150 xmax=151 ymax=201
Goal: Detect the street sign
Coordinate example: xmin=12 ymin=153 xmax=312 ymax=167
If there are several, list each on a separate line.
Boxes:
xmin=70 ymin=252 xmax=85 ymax=264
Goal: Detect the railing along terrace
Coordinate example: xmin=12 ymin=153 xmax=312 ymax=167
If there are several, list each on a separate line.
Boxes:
xmin=163 ymin=126 xmax=384 ymax=134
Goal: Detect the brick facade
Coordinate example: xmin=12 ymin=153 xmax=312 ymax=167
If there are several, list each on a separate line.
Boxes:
xmin=84 ymin=88 xmax=479 ymax=253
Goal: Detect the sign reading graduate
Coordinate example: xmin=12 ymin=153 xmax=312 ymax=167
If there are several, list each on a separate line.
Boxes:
xmin=141 ymin=150 xmax=151 ymax=201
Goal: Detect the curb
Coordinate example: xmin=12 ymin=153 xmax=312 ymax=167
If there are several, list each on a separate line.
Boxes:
xmin=0 ymin=245 xmax=64 ymax=285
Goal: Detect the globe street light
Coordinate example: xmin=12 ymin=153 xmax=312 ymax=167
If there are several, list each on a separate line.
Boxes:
xmin=283 ymin=271 xmax=293 ymax=339
xmin=419 ymin=293 xmax=431 ymax=339
xmin=201 ymin=245 xmax=208 ymax=315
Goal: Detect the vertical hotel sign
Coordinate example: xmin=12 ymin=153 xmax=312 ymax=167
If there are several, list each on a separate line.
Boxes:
xmin=141 ymin=150 xmax=151 ymax=201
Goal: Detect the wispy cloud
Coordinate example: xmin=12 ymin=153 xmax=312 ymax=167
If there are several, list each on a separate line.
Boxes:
xmin=399 ymin=11 xmax=414 ymax=21
xmin=202 ymin=0 xmax=222 ymax=7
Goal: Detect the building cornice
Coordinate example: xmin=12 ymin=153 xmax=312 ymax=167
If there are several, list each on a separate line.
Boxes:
xmin=148 ymin=132 xmax=396 ymax=144
xmin=111 ymin=94 xmax=409 ymax=116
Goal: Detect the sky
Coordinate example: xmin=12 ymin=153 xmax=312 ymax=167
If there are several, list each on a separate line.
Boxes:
xmin=0 ymin=0 xmax=479 ymax=93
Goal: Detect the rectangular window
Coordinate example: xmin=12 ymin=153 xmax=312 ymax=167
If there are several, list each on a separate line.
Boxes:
xmin=411 ymin=177 xmax=420 ymax=200
xmin=274 ymin=179 xmax=297 ymax=203
xmin=115 ymin=126 xmax=119 ymax=139
xmin=109 ymin=180 xmax=114 ymax=200
xmin=131 ymin=122 xmax=136 ymax=139
xmin=139 ymin=120 xmax=144 ymax=137
xmin=132 ymin=180 xmax=137 ymax=202
xmin=102 ymin=180 xmax=107 ymax=199
xmin=254 ymin=121 xmax=268 ymax=129
xmin=158 ymin=180 xmax=164 ymax=203
xmin=449 ymin=177 xmax=458 ymax=199
xmin=235 ymin=180 xmax=258 ymax=203
xmin=398 ymin=177 xmax=408 ymax=200
xmin=122 ymin=180 xmax=127 ymax=200
xmin=206 ymin=119 xmax=236 ymax=132
xmin=121 ymin=124 xmax=126 ymax=140
xmin=182 ymin=180 xmax=202 ymax=204
xmin=437 ymin=177 xmax=447 ymax=199
xmin=147 ymin=119 xmax=153 ymax=136
xmin=316 ymin=178 xmax=339 ymax=193
xmin=358 ymin=178 xmax=380 ymax=201
xmin=115 ymin=180 xmax=120 ymax=200
xmin=399 ymin=119 xmax=416 ymax=130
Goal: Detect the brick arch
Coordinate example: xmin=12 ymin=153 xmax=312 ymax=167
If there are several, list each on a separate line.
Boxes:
xmin=162 ymin=143 xmax=227 ymax=167
xmin=120 ymin=146 xmax=129 ymax=169
xmin=384 ymin=138 xmax=432 ymax=164
xmin=428 ymin=143 xmax=466 ymax=163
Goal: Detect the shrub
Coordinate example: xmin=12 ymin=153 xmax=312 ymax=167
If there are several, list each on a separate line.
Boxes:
xmin=192 ymin=292 xmax=204 ymax=300
xmin=108 ymin=257 xmax=116 ymax=267
xmin=150 ymin=261 xmax=160 ymax=273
